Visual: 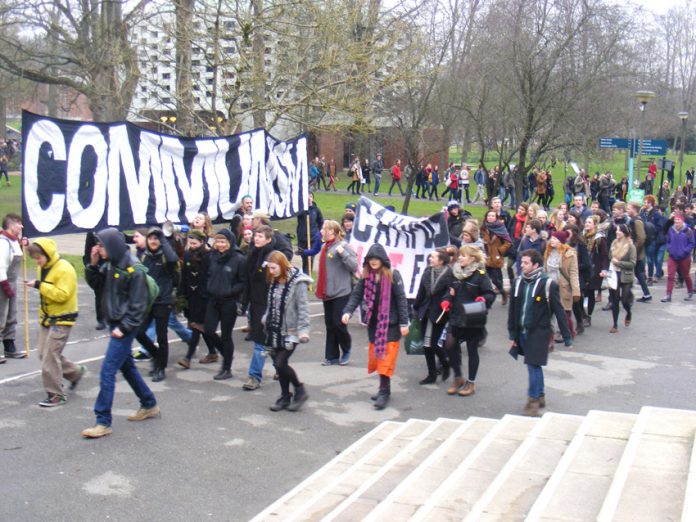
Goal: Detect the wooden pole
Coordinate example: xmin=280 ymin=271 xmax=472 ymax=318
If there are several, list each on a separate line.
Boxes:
xmin=21 ymin=243 xmax=29 ymax=358
xmin=305 ymin=213 xmax=313 ymax=291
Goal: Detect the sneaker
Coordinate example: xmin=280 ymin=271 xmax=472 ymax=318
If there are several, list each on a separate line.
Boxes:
xmin=69 ymin=365 xmax=86 ymax=390
xmin=637 ymin=295 xmax=652 ymax=303
xmin=321 ymin=358 xmax=339 ymax=366
xmin=661 ymin=295 xmax=672 ymax=303
xmin=199 ymin=353 xmax=219 ymax=364
xmin=95 ymin=321 xmax=106 ymax=331
xmin=0 ymin=354 xmax=5 ymax=364
xmin=4 ymin=351 xmax=26 ymax=359
xmin=685 ymin=293 xmax=694 ymax=302
xmin=242 ymin=377 xmax=260 ymax=391
xmin=127 ymin=405 xmax=161 ymax=421
xmin=82 ymin=424 xmax=112 ymax=438
xmin=339 ymin=352 xmax=351 ymax=366
xmin=132 ymin=351 xmax=152 ymax=362
xmin=39 ymin=393 xmax=66 ymax=407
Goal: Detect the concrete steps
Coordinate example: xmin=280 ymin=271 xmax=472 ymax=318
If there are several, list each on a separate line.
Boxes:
xmin=250 ymin=406 xmax=696 ymax=522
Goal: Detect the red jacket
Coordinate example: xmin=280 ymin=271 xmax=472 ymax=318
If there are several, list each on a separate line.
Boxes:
xmin=391 ymin=164 xmax=401 ymax=181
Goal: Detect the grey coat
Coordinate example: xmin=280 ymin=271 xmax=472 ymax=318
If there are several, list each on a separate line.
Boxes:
xmin=321 ymin=240 xmax=358 ymax=300
xmin=262 ymin=269 xmax=313 ymax=341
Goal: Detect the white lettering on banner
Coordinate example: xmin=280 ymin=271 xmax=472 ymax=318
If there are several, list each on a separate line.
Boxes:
xmin=66 ymin=125 xmax=108 ymax=229
xmin=348 ymin=198 xmax=450 ymax=298
xmin=24 ymin=120 xmax=66 ymax=233
xmin=21 ymin=111 xmax=308 ymax=236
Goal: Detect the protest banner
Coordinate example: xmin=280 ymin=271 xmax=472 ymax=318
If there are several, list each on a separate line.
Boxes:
xmin=348 ymin=197 xmax=450 ymax=298
xmin=21 ymin=111 xmax=308 ymax=237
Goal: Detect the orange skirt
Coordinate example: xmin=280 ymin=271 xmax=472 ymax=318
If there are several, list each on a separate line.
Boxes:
xmin=367 ymin=341 xmax=400 ymax=377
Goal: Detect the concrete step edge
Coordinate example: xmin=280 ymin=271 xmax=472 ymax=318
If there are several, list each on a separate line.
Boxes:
xmin=526 ymin=410 xmax=638 ymax=521
xmin=321 ymin=417 xmax=459 ymax=522
xmin=283 ymin=418 xmax=433 ymax=522
xmin=248 ymin=420 xmax=405 ymax=522
xmin=463 ymin=412 xmax=582 ymax=521
xmin=681 ymin=432 xmax=696 ymax=522
xmin=596 ymin=406 xmax=653 ymax=522
xmin=410 ymin=414 xmax=538 ymax=522
xmin=361 ymin=417 xmax=495 ymax=522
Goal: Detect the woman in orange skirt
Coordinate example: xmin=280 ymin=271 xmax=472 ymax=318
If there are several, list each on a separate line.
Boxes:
xmin=342 ymin=244 xmax=409 ymax=410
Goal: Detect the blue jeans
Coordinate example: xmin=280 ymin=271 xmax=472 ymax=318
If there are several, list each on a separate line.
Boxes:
xmin=94 ymin=330 xmax=157 ymax=427
xmin=373 ymin=175 xmax=381 ymax=194
xmin=647 ymin=243 xmax=666 ymax=279
xmin=634 ymin=257 xmax=650 ymax=297
xmin=248 ymin=342 xmax=267 ymax=381
xmin=144 ymin=311 xmax=192 ymax=345
xmin=527 ymin=364 xmax=544 ymax=399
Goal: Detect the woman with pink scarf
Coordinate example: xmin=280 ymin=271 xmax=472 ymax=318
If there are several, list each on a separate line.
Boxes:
xmin=342 ymin=244 xmax=409 ymax=410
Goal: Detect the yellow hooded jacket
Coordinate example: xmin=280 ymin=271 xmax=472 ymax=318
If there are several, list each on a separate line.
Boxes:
xmin=33 ymin=238 xmax=78 ymax=327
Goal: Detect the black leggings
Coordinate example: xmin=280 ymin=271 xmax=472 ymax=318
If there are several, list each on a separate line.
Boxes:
xmin=422 ymin=317 xmax=448 ymax=376
xmin=446 ymin=327 xmax=481 ymax=382
xmin=270 ymin=345 xmax=301 ymax=398
xmin=487 ymin=267 xmax=504 ymax=294
xmin=204 ymin=298 xmax=238 ymax=370
xmin=610 ymin=282 xmax=633 ymax=328
xmin=136 ymin=303 xmax=171 ymax=370
xmin=185 ymin=329 xmax=218 ymax=359
xmin=572 ymin=291 xmax=585 ymax=325
xmin=586 ymin=289 xmax=597 ymax=316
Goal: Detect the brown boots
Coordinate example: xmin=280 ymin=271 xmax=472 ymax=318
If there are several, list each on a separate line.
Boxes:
xmin=523 ymin=397 xmax=541 ymax=417
xmin=447 ymin=378 xmax=476 ymax=397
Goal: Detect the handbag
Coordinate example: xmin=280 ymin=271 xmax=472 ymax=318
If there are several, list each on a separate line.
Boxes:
xmin=403 ymin=318 xmax=424 ymax=355
xmin=462 ymin=301 xmax=487 ymax=328
xmin=606 ymin=263 xmax=618 ymax=290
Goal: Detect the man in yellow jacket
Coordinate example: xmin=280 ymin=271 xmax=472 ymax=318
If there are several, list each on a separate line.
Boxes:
xmin=26 ymin=238 xmax=84 ymax=407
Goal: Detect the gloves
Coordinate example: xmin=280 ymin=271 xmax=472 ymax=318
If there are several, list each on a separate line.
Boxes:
xmin=440 ymin=300 xmax=451 ymax=312
xmin=474 ymin=296 xmax=486 ymax=303
xmin=0 ymin=280 xmax=15 ymax=299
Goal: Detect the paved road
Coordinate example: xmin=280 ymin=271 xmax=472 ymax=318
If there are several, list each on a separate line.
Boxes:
xmin=1 ymin=279 xmax=694 ymax=521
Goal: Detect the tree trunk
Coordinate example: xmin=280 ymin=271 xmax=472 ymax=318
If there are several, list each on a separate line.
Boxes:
xmin=0 ymin=97 xmax=6 ymax=140
xmin=176 ymin=0 xmax=195 ymax=136
xmin=251 ymin=0 xmax=266 ymax=129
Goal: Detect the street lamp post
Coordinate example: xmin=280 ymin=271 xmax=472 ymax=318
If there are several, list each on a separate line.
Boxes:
xmin=679 ymin=111 xmax=688 ymax=187
xmin=634 ymin=90 xmax=656 ymax=190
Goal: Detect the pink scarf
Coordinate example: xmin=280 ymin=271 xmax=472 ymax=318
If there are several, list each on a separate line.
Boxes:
xmin=363 ymin=270 xmax=392 ymax=359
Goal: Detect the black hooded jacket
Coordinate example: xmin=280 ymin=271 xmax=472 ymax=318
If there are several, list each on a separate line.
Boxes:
xmin=207 ymin=230 xmax=247 ymax=300
xmin=85 ymin=228 xmax=149 ymax=334
xmin=142 ymin=230 xmax=180 ymax=305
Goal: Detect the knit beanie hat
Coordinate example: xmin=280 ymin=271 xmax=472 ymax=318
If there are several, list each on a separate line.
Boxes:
xmin=551 ymin=230 xmax=569 ymax=244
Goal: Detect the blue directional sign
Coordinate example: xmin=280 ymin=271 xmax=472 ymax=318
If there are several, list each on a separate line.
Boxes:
xmin=632 ymin=139 xmax=667 ymax=156
xmin=599 ymin=138 xmax=630 ymax=149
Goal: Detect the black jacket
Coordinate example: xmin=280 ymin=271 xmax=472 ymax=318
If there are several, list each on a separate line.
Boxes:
xmin=142 ymin=238 xmax=180 ymax=305
xmin=444 ymin=266 xmax=496 ymax=328
xmin=180 ymin=245 xmax=211 ymax=322
xmin=85 ymin=228 xmax=148 ymax=335
xmin=413 ymin=266 xmax=454 ymax=323
xmin=207 ymin=246 xmax=247 ymax=300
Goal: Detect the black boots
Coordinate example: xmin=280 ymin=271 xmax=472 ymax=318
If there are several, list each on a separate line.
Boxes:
xmin=374 ymin=389 xmax=390 ymax=410
xmin=214 ymin=368 xmax=232 ymax=380
xmin=287 ymin=385 xmax=308 ymax=412
xmin=270 ymin=394 xmax=293 ymax=411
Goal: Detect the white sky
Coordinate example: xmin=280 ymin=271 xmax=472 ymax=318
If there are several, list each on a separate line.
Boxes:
xmin=633 ymin=0 xmax=688 ymax=14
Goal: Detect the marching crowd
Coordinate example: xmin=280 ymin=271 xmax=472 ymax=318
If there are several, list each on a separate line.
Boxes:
xmin=1 ymin=156 xmax=695 ymax=437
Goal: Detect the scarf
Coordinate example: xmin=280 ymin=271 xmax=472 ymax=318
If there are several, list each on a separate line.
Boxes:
xmin=485 ymin=220 xmax=512 ymax=243
xmin=610 ymin=236 xmax=631 ymax=262
xmin=0 ymin=230 xmax=18 ymax=241
xmin=513 ymin=214 xmax=526 ymax=239
xmin=363 ymin=270 xmax=392 ymax=359
xmin=522 ymin=266 xmax=543 ymax=282
xmin=422 ymin=265 xmax=448 ymax=296
xmin=315 ymin=238 xmax=335 ymax=300
xmin=453 ymin=261 xmax=485 ymax=280
xmin=266 ymin=269 xmax=300 ymax=350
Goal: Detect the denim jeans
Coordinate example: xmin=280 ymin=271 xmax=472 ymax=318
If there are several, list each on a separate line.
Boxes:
xmin=373 ymin=175 xmax=381 ymax=194
xmin=94 ymin=329 xmax=157 ymax=427
xmin=647 ymin=243 xmax=667 ymax=279
xmin=145 ymin=311 xmax=192 ymax=343
xmin=634 ymin=257 xmax=650 ymax=297
xmin=527 ymin=364 xmax=544 ymax=399
xmin=248 ymin=342 xmax=267 ymax=381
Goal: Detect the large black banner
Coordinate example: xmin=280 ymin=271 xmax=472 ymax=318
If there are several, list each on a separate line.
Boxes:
xmin=21 ymin=111 xmax=309 ymax=237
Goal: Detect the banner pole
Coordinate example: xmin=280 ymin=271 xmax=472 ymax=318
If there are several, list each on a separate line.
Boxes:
xmin=21 ymin=242 xmax=30 ymax=358
xmin=305 ymin=213 xmax=313 ymax=290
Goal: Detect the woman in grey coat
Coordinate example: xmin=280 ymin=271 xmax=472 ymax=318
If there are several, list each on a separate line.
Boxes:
xmin=262 ymin=251 xmax=312 ymax=412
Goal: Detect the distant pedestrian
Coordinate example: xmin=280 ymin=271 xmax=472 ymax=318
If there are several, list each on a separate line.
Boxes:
xmin=0 ymin=213 xmax=25 ymax=362
xmin=388 ymin=160 xmax=404 ymax=196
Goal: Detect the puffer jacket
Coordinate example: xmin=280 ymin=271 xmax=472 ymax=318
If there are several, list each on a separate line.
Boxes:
xmin=33 ymin=238 xmax=78 ymax=327
xmin=85 ymin=228 xmax=149 ymax=334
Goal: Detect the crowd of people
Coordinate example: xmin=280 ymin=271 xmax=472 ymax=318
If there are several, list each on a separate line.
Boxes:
xmin=1 ymin=152 xmax=695 ymax=437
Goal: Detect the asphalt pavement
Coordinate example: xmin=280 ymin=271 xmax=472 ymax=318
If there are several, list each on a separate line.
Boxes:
xmin=1 ymin=277 xmax=695 ymax=521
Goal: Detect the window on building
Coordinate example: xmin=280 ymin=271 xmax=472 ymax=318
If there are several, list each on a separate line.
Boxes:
xmin=162 ymin=72 xmax=171 ymax=80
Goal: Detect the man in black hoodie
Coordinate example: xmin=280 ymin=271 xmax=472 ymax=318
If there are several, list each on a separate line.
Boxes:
xmin=83 ymin=228 xmax=158 ymax=439
xmin=135 ymin=228 xmax=180 ymax=382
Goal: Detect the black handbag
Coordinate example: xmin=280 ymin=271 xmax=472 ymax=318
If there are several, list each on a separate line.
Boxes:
xmin=462 ymin=301 xmax=487 ymax=329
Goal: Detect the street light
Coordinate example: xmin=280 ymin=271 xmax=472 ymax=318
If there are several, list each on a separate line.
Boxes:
xmin=678 ymin=111 xmax=688 ymax=187
xmin=634 ymin=90 xmax=656 ymax=188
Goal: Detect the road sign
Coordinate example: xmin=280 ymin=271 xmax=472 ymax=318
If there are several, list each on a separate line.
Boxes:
xmin=633 ymin=139 xmax=667 ymax=155
xmin=629 ymin=189 xmax=645 ymax=205
xmin=599 ymin=138 xmax=630 ymax=149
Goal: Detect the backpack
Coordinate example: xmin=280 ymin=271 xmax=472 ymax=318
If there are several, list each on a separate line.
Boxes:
xmin=640 ymin=217 xmax=656 ymax=245
xmin=115 ymin=262 xmax=160 ymax=313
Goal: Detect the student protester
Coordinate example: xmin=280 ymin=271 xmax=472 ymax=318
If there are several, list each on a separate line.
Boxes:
xmin=661 ymin=212 xmax=695 ymax=302
xmin=177 ymin=230 xmax=218 ymax=368
xmin=314 ymin=221 xmax=358 ymax=366
xmin=413 ymin=249 xmax=452 ymax=385
xmin=626 ymin=202 xmax=652 ymax=302
xmin=342 ymin=244 xmax=409 ymax=410
xmin=341 ymin=213 xmax=355 ymax=242
xmin=442 ymin=245 xmax=495 ymax=397
xmin=543 ymin=230 xmax=581 ymax=339
xmin=26 ymin=239 xmax=84 ymax=407
xmin=295 ymin=192 xmax=324 ymax=275
xmin=508 ymin=249 xmax=572 ymax=417
xmin=605 ymin=224 xmax=636 ymax=332
xmin=515 ymin=219 xmax=546 ymax=273
xmin=134 ymin=228 xmax=180 ymax=382
xmin=83 ymin=228 xmax=159 ymax=439
xmin=481 ymin=209 xmax=513 ymax=304
xmin=263 ymin=252 xmax=312 ymax=411
xmin=0 ymin=213 xmax=25 ymax=361
xmin=640 ymin=195 xmax=667 ymax=284
xmin=388 ymin=159 xmax=404 ymax=196
xmin=583 ymin=215 xmax=609 ymax=326
xmin=83 ymin=232 xmax=106 ymax=330
xmin=206 ymin=229 xmax=247 ymax=381
xmin=372 ymin=154 xmax=384 ymax=196
xmin=565 ymin=224 xmax=592 ymax=334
